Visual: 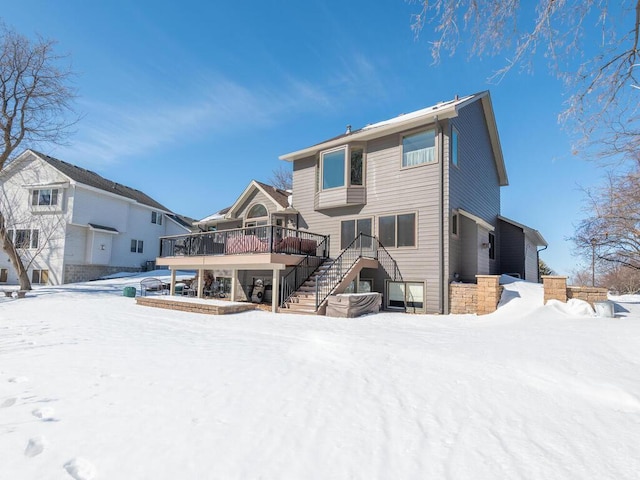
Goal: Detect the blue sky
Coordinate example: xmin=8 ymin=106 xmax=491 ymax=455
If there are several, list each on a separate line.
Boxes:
xmin=2 ymin=0 xmax=611 ymax=277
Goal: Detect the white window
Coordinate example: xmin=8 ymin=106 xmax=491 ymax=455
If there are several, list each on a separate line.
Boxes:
xmin=151 ymin=211 xmax=163 ymax=225
xmin=402 ymin=129 xmax=435 ymax=167
xmin=386 ymin=281 xmax=425 ymax=312
xmin=131 ymin=239 xmax=144 ymax=253
xmin=31 ymin=188 xmax=59 ymax=206
xmin=450 ymin=126 xmax=460 ymax=167
xmin=32 ymin=269 xmax=49 ymax=284
xmin=15 ymin=229 xmax=38 ymax=249
xmin=320 ymin=146 xmax=364 ymax=191
xmin=378 ymin=213 xmax=416 ymax=248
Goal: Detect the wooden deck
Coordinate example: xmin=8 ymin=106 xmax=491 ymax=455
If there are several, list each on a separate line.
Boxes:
xmin=135 ymin=296 xmax=257 ymax=315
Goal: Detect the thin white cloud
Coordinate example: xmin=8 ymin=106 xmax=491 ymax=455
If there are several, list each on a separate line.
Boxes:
xmin=57 ymin=55 xmax=385 ymax=167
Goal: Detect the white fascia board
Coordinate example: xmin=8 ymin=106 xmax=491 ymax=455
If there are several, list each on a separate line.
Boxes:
xmin=498 ymin=215 xmax=548 ymax=246
xmin=458 ymin=209 xmax=495 ymax=232
xmin=74 ymin=183 xmax=171 ymax=213
xmin=279 ymin=101 xmax=463 ymax=162
xmin=21 ymin=181 xmax=70 ymax=189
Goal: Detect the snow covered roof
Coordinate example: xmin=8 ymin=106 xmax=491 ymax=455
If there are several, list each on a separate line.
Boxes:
xmin=279 ymin=91 xmax=508 ymax=186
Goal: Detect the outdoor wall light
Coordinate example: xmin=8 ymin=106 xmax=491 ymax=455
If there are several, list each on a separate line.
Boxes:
xmin=100 ymin=244 xmax=106 ymax=251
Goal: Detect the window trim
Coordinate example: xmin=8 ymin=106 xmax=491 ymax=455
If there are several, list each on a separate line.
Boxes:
xmin=318 ymin=144 xmax=366 ymax=192
xmin=130 ymin=239 xmax=144 ymax=253
xmin=151 ymin=211 xmax=163 ymax=225
xmin=451 ymin=211 xmax=459 ymax=238
xmin=32 ymin=269 xmax=49 ymax=285
xmin=377 ymin=211 xmax=418 ymax=249
xmin=340 ymin=217 xmax=373 ymax=250
xmin=489 ymin=232 xmax=496 ymax=260
xmin=450 ymin=125 xmax=460 ymax=168
xmin=400 ymin=127 xmax=437 ymax=170
xmin=14 ymin=229 xmax=38 ymax=249
xmin=30 ymin=188 xmax=60 ymax=207
xmin=385 ymin=280 xmax=426 ymax=313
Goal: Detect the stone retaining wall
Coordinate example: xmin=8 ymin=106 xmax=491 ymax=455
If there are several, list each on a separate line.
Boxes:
xmin=64 ymin=264 xmax=142 ymax=284
xmin=542 ymin=276 xmax=608 ymax=307
xmin=567 ymin=286 xmax=608 ymax=306
xmin=449 ymin=283 xmax=478 ymax=314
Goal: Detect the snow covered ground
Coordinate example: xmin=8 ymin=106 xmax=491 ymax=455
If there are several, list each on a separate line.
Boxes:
xmin=1 ymin=273 xmax=639 ymax=479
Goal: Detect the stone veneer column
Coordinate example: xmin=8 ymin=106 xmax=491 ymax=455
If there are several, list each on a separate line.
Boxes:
xmin=542 ymin=275 xmax=568 ymax=304
xmin=475 ymin=275 xmax=501 ymax=315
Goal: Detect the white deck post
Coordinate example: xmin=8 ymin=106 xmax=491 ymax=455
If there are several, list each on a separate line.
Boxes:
xmin=272 ymin=268 xmax=279 ymax=313
xmin=170 ymin=269 xmax=176 ymax=295
xmin=230 ymin=269 xmax=237 ymax=301
xmin=197 ymin=269 xmax=204 ymax=298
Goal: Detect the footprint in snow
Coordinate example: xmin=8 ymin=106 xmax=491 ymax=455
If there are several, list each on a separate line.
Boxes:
xmin=25 ymin=436 xmax=47 ymax=457
xmin=32 ymin=407 xmax=57 ymax=421
xmin=64 ymin=457 xmax=97 ymax=480
xmin=1 ymin=397 xmax=17 ymax=408
xmin=8 ymin=376 xmax=29 ymax=383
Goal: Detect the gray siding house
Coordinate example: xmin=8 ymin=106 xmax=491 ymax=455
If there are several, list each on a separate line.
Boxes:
xmin=280 ymin=91 xmax=543 ymax=313
xmin=157 ymin=91 xmax=546 ymax=314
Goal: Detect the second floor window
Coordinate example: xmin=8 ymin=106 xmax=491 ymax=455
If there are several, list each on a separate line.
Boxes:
xmin=14 ymin=229 xmax=39 ymax=249
xmin=320 ymin=146 xmax=364 ymax=190
xmin=151 ymin=212 xmax=163 ymax=225
xmin=31 ymin=188 xmax=59 ymax=206
xmin=402 ymin=129 xmax=435 ymax=167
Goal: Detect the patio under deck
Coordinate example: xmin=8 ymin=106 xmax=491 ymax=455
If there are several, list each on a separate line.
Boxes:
xmin=156 ymin=225 xmax=329 ymax=313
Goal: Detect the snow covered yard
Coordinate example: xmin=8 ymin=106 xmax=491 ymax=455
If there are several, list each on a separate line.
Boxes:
xmin=1 ymin=274 xmax=639 ymax=479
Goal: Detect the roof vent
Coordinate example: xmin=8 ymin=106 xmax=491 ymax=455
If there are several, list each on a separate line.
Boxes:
xmin=455 ymin=94 xmax=459 ymax=100
xmin=345 ymin=125 xmax=351 ymax=134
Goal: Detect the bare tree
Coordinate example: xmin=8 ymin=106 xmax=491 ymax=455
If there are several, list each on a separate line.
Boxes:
xmin=0 ymin=23 xmax=77 ymax=290
xmin=573 ymin=169 xmax=640 ymax=270
xmin=410 ymin=1 xmax=640 ymax=161
xmin=600 ymin=264 xmax=640 ymax=293
xmin=269 ymin=165 xmax=293 ymax=191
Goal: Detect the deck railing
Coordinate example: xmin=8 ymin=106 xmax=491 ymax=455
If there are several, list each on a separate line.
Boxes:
xmin=159 ymin=226 xmax=328 ymax=258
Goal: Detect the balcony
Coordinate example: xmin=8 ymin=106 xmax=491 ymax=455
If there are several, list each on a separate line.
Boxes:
xmin=159 ymin=225 xmax=329 ymax=260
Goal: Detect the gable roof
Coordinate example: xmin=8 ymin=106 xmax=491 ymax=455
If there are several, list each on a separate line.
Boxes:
xmin=226 ymin=180 xmax=293 ymax=218
xmin=27 ymin=150 xmax=170 ymax=211
xmin=279 ymin=91 xmax=508 ymax=186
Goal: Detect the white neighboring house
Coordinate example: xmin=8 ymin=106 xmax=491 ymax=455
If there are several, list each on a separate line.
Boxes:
xmin=0 ymin=149 xmax=192 ymax=285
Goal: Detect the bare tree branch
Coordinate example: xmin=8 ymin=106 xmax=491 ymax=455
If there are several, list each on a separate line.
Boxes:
xmin=0 ymin=22 xmax=78 ymax=290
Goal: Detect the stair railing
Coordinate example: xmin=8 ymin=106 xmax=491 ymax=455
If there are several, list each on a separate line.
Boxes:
xmin=279 ymin=235 xmax=329 ymax=308
xmin=314 ymin=233 xmax=378 ymax=310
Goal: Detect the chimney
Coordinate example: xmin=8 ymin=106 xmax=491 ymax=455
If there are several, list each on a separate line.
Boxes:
xmin=345 ymin=124 xmax=352 ymax=134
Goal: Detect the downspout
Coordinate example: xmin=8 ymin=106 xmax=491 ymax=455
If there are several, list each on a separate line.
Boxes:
xmin=536 ymin=245 xmax=548 ymax=283
xmin=436 ymin=115 xmax=447 ymax=314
